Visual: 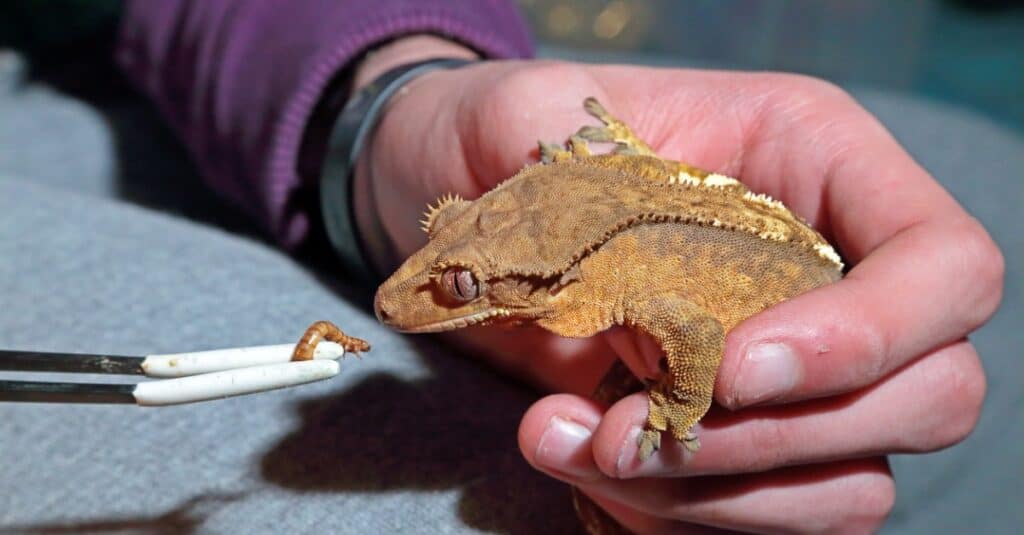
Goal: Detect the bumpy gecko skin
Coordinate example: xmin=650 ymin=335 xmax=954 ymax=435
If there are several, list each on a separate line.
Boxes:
xmin=374 ymin=98 xmax=843 ymax=533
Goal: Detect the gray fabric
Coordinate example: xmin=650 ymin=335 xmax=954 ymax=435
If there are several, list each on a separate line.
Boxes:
xmin=0 ymin=55 xmax=1021 ymax=533
xmin=0 ymin=51 xmax=115 ymax=198
xmin=0 ymin=178 xmax=577 ymax=534
xmin=0 ymin=55 xmax=577 ymax=533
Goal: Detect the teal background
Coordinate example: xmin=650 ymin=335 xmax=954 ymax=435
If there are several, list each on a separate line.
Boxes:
xmin=520 ymin=0 xmax=1024 ymax=134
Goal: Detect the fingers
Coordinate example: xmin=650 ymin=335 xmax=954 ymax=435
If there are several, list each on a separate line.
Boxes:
xmin=717 ymin=216 xmax=1002 ymax=409
xmin=445 ymin=327 xmax=618 ymax=396
xmin=519 ymin=394 xmax=605 ymax=481
xmin=706 ymin=74 xmax=1005 ymax=408
xmin=582 ymin=493 xmax=722 ymax=535
xmin=610 ymin=341 xmax=983 ymax=479
xmin=519 ymin=401 xmax=894 ymax=533
xmin=522 ymin=341 xmax=982 ymax=481
xmin=728 ymin=79 xmax=1003 ymax=407
xmin=577 ymin=67 xmax=1003 ymax=410
xmin=576 ymin=458 xmax=894 ymax=535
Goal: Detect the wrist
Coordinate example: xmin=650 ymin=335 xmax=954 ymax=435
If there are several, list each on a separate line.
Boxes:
xmin=353 ymin=34 xmax=478 ymax=91
xmin=351 ymin=35 xmax=477 ymax=276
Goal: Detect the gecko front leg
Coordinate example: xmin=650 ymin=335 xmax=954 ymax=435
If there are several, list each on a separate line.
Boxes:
xmin=623 ymin=295 xmax=724 ymax=459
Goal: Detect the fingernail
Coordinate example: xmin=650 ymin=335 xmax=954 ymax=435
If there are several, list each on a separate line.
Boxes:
xmin=615 ymin=426 xmax=642 ymax=476
xmin=731 ymin=342 xmax=801 ymax=407
xmin=535 ymin=417 xmax=597 ymax=480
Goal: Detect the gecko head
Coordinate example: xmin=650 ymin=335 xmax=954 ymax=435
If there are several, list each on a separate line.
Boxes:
xmin=373 ymin=193 xmax=556 ymax=334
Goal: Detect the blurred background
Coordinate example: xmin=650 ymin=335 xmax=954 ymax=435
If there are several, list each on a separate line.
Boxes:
xmin=2 ymin=0 xmax=1021 ymax=134
xmin=519 ymin=0 xmax=1024 ymax=134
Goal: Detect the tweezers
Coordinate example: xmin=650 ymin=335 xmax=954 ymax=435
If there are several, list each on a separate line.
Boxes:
xmin=0 ymin=321 xmax=370 ymax=406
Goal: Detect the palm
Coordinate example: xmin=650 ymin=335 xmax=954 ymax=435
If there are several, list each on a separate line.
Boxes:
xmin=369 ymin=61 xmax=913 ymax=394
xmin=362 ymin=60 xmax=1000 ymax=532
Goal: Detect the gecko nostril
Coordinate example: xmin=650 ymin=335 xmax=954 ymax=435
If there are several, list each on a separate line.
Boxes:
xmin=373 ymin=294 xmax=391 ymax=323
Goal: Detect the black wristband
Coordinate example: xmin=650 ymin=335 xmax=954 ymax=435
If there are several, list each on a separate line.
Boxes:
xmin=320 ymin=57 xmax=473 ymax=285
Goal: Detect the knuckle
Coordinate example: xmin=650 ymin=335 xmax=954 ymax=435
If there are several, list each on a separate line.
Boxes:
xmin=857 ymin=310 xmax=893 ymax=381
xmin=821 ymin=469 xmax=895 ymax=534
xmin=741 ymin=420 xmax=791 ymax=471
xmin=957 ymin=218 xmax=1006 ymax=324
xmin=928 ymin=345 xmax=987 ymax=449
xmin=919 ymin=217 xmax=1007 ymax=338
xmin=835 ymin=277 xmax=895 ymax=382
xmin=480 ymin=61 xmax=591 ymax=109
xmin=850 ymin=475 xmax=897 ymax=530
xmin=750 ymin=72 xmax=882 ymax=152
xmin=466 ymin=61 xmax=599 ymax=169
xmin=760 ymin=72 xmax=860 ymax=111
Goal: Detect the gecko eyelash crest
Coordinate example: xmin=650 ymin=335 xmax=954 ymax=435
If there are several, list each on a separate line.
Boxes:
xmin=0 ymin=321 xmax=372 ymax=405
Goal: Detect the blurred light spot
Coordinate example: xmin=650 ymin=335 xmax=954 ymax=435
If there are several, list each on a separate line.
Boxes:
xmin=593 ymin=1 xmax=632 ymax=40
xmin=547 ymin=3 xmax=581 ymax=37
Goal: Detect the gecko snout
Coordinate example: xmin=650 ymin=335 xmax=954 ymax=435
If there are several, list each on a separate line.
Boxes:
xmin=373 ymin=292 xmax=392 ymax=324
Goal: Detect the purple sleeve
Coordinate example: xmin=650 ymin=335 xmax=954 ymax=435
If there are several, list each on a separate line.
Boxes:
xmin=116 ymin=0 xmax=533 ymax=247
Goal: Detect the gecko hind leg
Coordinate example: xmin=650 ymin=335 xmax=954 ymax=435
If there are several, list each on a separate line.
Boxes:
xmin=577 ymin=97 xmax=656 ymax=157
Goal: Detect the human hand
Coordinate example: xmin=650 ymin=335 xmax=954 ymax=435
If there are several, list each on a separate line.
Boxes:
xmin=353 ymin=38 xmax=1004 ymax=533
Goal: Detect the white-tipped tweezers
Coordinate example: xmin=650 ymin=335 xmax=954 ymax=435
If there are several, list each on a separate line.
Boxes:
xmin=0 ymin=344 xmax=348 ymax=405
xmin=0 ymin=322 xmax=370 ymax=406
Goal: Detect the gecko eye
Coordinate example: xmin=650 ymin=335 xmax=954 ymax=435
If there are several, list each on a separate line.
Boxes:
xmin=441 ymin=268 xmax=480 ymax=302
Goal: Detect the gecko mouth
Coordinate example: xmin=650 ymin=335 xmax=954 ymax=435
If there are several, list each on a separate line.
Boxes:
xmin=397 ymin=308 xmax=513 ymax=333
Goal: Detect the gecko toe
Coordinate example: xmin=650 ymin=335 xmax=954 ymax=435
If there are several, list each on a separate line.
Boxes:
xmin=683 ymin=430 xmax=701 ymax=452
xmin=637 ymin=428 xmax=661 ymax=461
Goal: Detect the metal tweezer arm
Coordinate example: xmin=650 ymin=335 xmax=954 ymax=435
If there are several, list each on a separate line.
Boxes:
xmin=0 ymin=350 xmax=145 ymax=375
xmin=0 ymin=380 xmax=136 ymax=404
xmin=0 ymin=350 xmax=144 ymax=403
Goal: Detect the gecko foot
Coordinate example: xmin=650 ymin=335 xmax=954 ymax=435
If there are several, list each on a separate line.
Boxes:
xmin=538 ymin=140 xmax=571 ymax=163
xmin=577 ymin=97 xmax=655 ymax=156
xmin=637 ymin=427 xmax=700 ymax=461
xmin=683 ymin=430 xmax=701 ymax=452
xmin=538 ymin=135 xmax=592 ymax=163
